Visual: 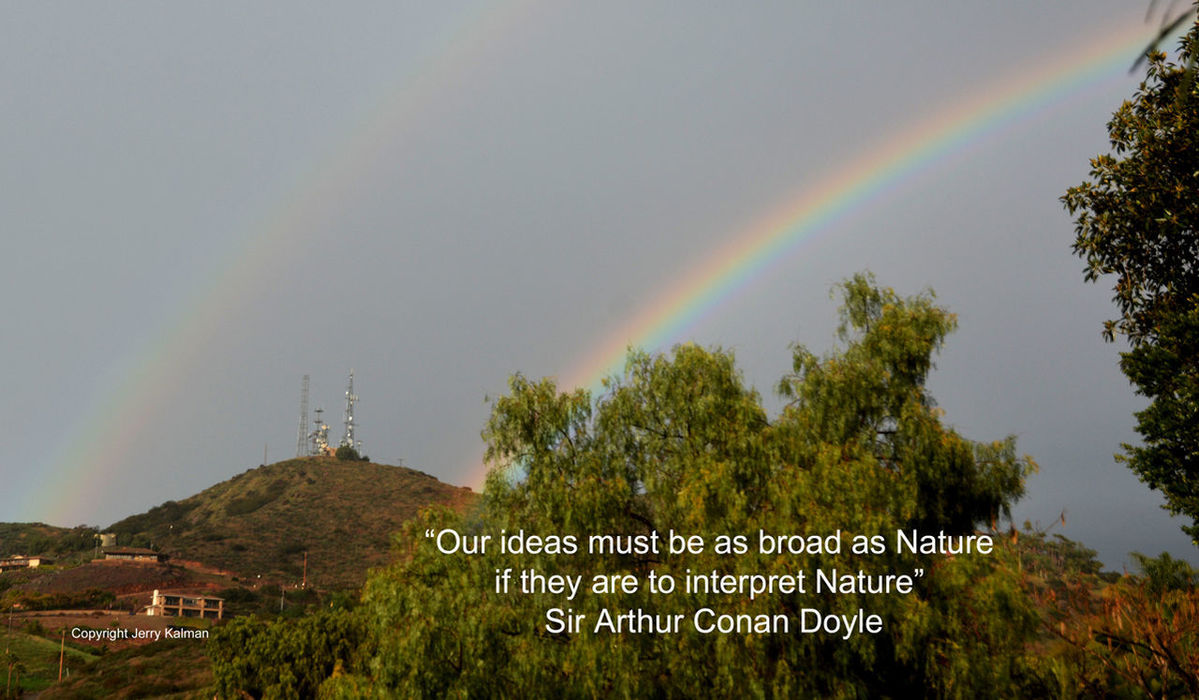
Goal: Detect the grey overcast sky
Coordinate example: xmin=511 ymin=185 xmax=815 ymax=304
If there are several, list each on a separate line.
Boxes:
xmin=2 ymin=2 xmax=1194 ymax=569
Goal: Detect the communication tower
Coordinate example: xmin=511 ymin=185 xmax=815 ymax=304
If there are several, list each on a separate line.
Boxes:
xmin=310 ymin=408 xmax=330 ymax=456
xmin=296 ymin=375 xmax=309 ymax=458
xmin=340 ymin=369 xmax=359 ymax=452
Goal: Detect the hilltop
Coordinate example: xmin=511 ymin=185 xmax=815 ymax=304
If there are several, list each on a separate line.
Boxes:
xmin=0 ymin=522 xmax=98 ymax=560
xmin=105 ymin=458 xmax=475 ymax=588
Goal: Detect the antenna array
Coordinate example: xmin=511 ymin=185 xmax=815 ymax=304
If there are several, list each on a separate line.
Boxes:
xmin=295 ymin=371 xmax=363 ymax=458
xmin=340 ymin=369 xmax=359 ymax=451
xmin=310 ymin=408 xmax=330 ymax=456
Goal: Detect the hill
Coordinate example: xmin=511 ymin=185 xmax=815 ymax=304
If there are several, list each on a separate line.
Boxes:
xmin=0 ymin=626 xmax=98 ymax=696
xmin=105 ymin=458 xmax=474 ymax=589
xmin=37 ymin=638 xmax=212 ymax=699
xmin=7 ymin=559 xmax=221 ymax=609
xmin=0 ymin=522 xmax=98 ymax=559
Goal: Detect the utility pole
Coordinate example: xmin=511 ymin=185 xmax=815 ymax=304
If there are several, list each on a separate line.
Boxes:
xmin=302 ymin=551 xmax=308 ymax=589
xmin=58 ymin=629 xmax=65 ymax=682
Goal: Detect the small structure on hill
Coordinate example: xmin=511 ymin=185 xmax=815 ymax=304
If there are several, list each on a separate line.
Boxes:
xmin=0 ymin=555 xmax=53 ymax=572
xmin=103 ymin=547 xmax=168 ymax=563
xmin=147 ymin=589 xmax=224 ymax=620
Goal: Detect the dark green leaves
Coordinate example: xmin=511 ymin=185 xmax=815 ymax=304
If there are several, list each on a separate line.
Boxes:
xmin=1063 ymin=15 xmax=1199 ymax=540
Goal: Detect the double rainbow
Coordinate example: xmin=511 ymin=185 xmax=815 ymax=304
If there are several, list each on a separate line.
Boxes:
xmin=32 ymin=17 xmax=1159 ymax=523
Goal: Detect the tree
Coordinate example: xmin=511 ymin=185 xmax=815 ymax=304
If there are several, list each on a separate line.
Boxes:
xmin=208 ymin=609 xmax=365 ymax=698
xmin=1062 ymin=13 xmax=1199 ymax=540
xmin=1133 ymin=1 xmax=1198 ymax=81
xmin=1130 ymin=550 xmax=1198 ymax=594
xmin=342 ymin=274 xmax=1044 ymax=696
xmin=334 ymin=445 xmax=361 ymax=461
xmin=1035 ymin=555 xmax=1199 ymax=696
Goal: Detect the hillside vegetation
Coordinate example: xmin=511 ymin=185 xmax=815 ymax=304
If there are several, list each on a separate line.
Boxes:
xmin=106 ymin=458 xmax=474 ymax=589
xmin=36 ymin=639 xmax=212 ymax=700
xmin=0 ymin=523 xmax=98 ymax=560
xmin=0 ymin=628 xmax=98 ymax=696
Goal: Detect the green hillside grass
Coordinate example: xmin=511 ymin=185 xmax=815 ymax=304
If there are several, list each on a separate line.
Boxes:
xmin=105 ymin=458 xmax=474 ymax=589
xmin=35 ymin=638 xmax=211 ymax=700
xmin=1 ymin=629 xmax=98 ymax=695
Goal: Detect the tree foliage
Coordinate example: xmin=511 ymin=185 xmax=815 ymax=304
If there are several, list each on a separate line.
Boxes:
xmin=1062 ymin=12 xmax=1199 ymax=540
xmin=208 ymin=609 xmax=366 ymax=698
xmin=334 ymin=445 xmax=362 ymax=462
xmin=1034 ymin=564 xmax=1199 ymax=697
xmin=1131 ymin=550 xmax=1198 ymax=594
xmin=339 ymin=274 xmax=1043 ymax=697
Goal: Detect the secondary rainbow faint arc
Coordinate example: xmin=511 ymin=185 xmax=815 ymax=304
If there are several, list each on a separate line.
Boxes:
xmin=33 ymin=0 xmax=541 ymax=525
xmin=473 ymin=23 xmax=1156 ymax=486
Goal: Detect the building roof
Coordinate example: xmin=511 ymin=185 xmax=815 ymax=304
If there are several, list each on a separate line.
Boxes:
xmin=103 ymin=547 xmax=165 ymax=556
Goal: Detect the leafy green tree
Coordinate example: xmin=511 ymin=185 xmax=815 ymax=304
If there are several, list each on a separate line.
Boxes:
xmin=342 ymin=274 xmax=1043 ymax=696
xmin=1015 ymin=529 xmax=1106 ymax=581
xmin=335 ymin=445 xmax=361 ymax=461
xmin=1130 ymin=550 xmax=1197 ymax=594
xmin=1062 ymin=14 xmax=1199 ymax=540
xmin=208 ymin=609 xmax=365 ymax=698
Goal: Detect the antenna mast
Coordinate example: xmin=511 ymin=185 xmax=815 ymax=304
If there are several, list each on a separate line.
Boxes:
xmin=296 ymin=375 xmax=309 ymax=458
xmin=310 ymin=408 xmax=329 ymax=456
xmin=340 ymin=369 xmax=359 ymax=452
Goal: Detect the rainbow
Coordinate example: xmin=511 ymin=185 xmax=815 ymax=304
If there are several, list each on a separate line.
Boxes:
xmin=559 ymin=26 xmax=1153 ymax=395
xmin=29 ymin=0 xmax=540 ymax=525
xmin=25 ymin=16 xmax=1162 ymax=523
xmin=476 ymin=22 xmax=1157 ymax=486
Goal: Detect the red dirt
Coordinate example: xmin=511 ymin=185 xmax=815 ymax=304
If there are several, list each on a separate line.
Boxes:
xmin=12 ymin=561 xmax=210 ymax=597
